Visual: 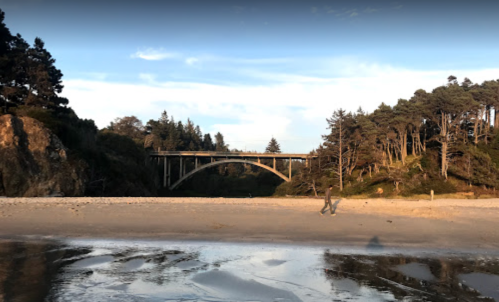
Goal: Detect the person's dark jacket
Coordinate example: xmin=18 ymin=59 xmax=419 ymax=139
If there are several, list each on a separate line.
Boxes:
xmin=325 ymin=189 xmax=332 ymax=202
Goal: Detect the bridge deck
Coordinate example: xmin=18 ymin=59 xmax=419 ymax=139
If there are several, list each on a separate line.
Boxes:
xmin=151 ymin=151 xmax=315 ymax=160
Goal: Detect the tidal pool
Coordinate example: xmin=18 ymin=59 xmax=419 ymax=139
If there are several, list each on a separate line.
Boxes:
xmin=1 ymin=239 xmax=499 ymax=301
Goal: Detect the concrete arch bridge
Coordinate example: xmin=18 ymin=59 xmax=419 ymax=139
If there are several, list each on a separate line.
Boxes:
xmin=149 ymin=151 xmax=316 ymax=190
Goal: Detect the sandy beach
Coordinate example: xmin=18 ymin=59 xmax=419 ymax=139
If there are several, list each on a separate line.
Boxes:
xmin=0 ymin=197 xmax=498 ymax=249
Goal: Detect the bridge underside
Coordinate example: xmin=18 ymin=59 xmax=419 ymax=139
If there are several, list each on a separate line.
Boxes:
xmin=150 ymin=151 xmax=316 ymax=191
xmin=169 ymin=159 xmax=290 ymax=190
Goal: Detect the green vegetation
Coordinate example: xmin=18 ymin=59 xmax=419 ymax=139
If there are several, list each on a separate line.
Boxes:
xmin=278 ymin=76 xmax=499 ymax=198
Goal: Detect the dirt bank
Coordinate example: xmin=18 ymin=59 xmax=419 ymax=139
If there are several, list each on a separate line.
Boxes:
xmin=0 ymin=197 xmax=498 ymax=249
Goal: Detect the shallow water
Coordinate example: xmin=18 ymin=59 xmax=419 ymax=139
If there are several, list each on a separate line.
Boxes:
xmin=1 ymin=239 xmax=499 ymax=302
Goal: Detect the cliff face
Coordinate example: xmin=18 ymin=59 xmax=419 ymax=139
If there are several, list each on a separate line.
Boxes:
xmin=0 ymin=114 xmax=85 ymax=197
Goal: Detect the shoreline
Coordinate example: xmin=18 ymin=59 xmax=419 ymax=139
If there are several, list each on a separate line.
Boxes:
xmin=4 ymin=236 xmax=498 ymax=258
xmin=1 ymin=197 xmax=499 ymax=250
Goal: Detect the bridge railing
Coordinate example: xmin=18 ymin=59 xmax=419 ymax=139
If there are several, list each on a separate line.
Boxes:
xmin=150 ymin=150 xmax=316 ymax=160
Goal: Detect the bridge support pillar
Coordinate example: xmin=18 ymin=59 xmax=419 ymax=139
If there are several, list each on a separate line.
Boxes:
xmin=258 ymin=157 xmax=260 ymax=164
xmin=273 ymin=157 xmax=276 ymax=170
xmin=289 ymin=158 xmax=292 ymax=179
xmin=167 ymin=157 xmax=169 ymax=188
xmin=168 ymin=160 xmax=171 ymax=187
xmin=179 ymin=157 xmax=183 ymax=178
xmin=195 ymin=157 xmax=198 ymax=169
xmin=183 ymin=160 xmax=186 ymax=176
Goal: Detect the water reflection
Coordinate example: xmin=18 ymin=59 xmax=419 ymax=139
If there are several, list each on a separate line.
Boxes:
xmin=323 ymin=250 xmax=499 ymax=301
xmin=0 ymin=239 xmax=90 ymax=302
xmin=0 ymin=239 xmax=498 ymax=301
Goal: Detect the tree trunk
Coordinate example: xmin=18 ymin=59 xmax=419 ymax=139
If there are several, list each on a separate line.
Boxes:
xmin=495 ymin=108 xmax=499 ymax=132
xmin=440 ymin=112 xmax=448 ymax=180
xmin=339 ymin=124 xmax=343 ymax=192
xmin=312 ymin=180 xmax=318 ymax=197
xmin=441 ymin=140 xmax=448 ymax=179
xmin=412 ymin=133 xmax=416 ymax=156
xmin=357 ymin=168 xmax=364 ymax=182
xmin=479 ymin=108 xmax=484 ymax=138
xmin=381 ymin=144 xmax=387 ymax=166
xmin=423 ymin=128 xmax=427 ymax=152
xmin=402 ymin=132 xmax=407 ymax=164
xmin=346 ymin=146 xmax=352 ymax=176
xmin=485 ymin=106 xmax=491 ymax=145
xmin=387 ymin=143 xmax=393 ymax=165
xmin=474 ymin=112 xmax=480 ymax=145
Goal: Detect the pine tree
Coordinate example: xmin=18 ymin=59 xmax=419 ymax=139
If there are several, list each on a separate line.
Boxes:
xmin=423 ymin=80 xmax=476 ymax=179
xmin=0 ymin=9 xmax=14 ymax=113
xmin=324 ymin=108 xmax=350 ymax=191
xmin=265 ymin=137 xmax=281 ymax=153
xmin=203 ymin=133 xmax=214 ymax=151
xmin=215 ymin=132 xmax=228 ymax=151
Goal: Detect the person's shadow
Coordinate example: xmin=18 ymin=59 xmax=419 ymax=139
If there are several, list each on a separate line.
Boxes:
xmin=366 ymin=236 xmax=384 ymax=251
xmin=331 ymin=198 xmax=341 ymax=214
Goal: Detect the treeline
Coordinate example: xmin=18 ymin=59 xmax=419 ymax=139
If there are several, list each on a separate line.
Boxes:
xmin=285 ymin=77 xmax=499 ymax=197
xmin=107 ymin=112 xmax=229 ymax=152
xmin=107 ymin=114 xmax=290 ymax=196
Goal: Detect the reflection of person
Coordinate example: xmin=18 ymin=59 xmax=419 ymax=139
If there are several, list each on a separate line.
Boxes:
xmin=320 ymin=185 xmax=336 ymax=216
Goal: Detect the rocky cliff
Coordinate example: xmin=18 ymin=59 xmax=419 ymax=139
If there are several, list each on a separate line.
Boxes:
xmin=0 ymin=114 xmax=85 ymax=197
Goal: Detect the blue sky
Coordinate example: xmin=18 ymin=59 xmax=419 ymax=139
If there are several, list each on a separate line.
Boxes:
xmin=1 ymin=0 xmax=499 ymax=152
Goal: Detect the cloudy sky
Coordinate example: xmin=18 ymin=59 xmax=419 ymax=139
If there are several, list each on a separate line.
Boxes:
xmin=2 ymin=0 xmax=499 ymax=152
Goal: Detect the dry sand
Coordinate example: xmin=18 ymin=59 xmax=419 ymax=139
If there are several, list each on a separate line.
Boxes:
xmin=0 ymin=197 xmax=498 ymax=249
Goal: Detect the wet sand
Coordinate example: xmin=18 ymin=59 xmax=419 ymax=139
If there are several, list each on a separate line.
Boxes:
xmin=4 ymin=239 xmax=499 ymax=302
xmin=0 ymin=197 xmax=498 ymax=249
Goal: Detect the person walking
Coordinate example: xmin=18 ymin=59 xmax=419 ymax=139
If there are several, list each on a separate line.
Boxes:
xmin=320 ymin=185 xmax=336 ymax=216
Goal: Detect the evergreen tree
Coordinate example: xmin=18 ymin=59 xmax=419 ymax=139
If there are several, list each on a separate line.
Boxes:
xmin=265 ymin=137 xmax=281 ymax=153
xmin=324 ymin=108 xmax=350 ymax=191
xmin=215 ymin=132 xmax=228 ymax=151
xmin=203 ymin=133 xmax=214 ymax=151
xmin=424 ymin=82 xmax=476 ymax=179
xmin=0 ymin=9 xmax=13 ymax=113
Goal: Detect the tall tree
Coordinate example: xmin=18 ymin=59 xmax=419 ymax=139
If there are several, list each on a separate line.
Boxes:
xmin=0 ymin=9 xmax=13 ymax=113
xmin=215 ymin=132 xmax=228 ymax=151
xmin=372 ymin=103 xmax=394 ymax=166
xmin=392 ymin=99 xmax=412 ymax=164
xmin=265 ymin=137 xmax=281 ymax=153
xmin=424 ymin=80 xmax=476 ymax=179
xmin=203 ymin=133 xmax=214 ymax=151
xmin=324 ymin=108 xmax=350 ymax=191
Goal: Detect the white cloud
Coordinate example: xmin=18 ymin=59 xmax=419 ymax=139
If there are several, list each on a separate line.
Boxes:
xmin=61 ymin=61 xmax=499 ymax=153
xmin=131 ymin=48 xmax=178 ymax=61
xmin=185 ymin=57 xmax=199 ymax=66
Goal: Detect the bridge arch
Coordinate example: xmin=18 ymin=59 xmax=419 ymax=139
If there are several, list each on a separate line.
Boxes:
xmin=169 ymin=159 xmax=290 ymax=190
